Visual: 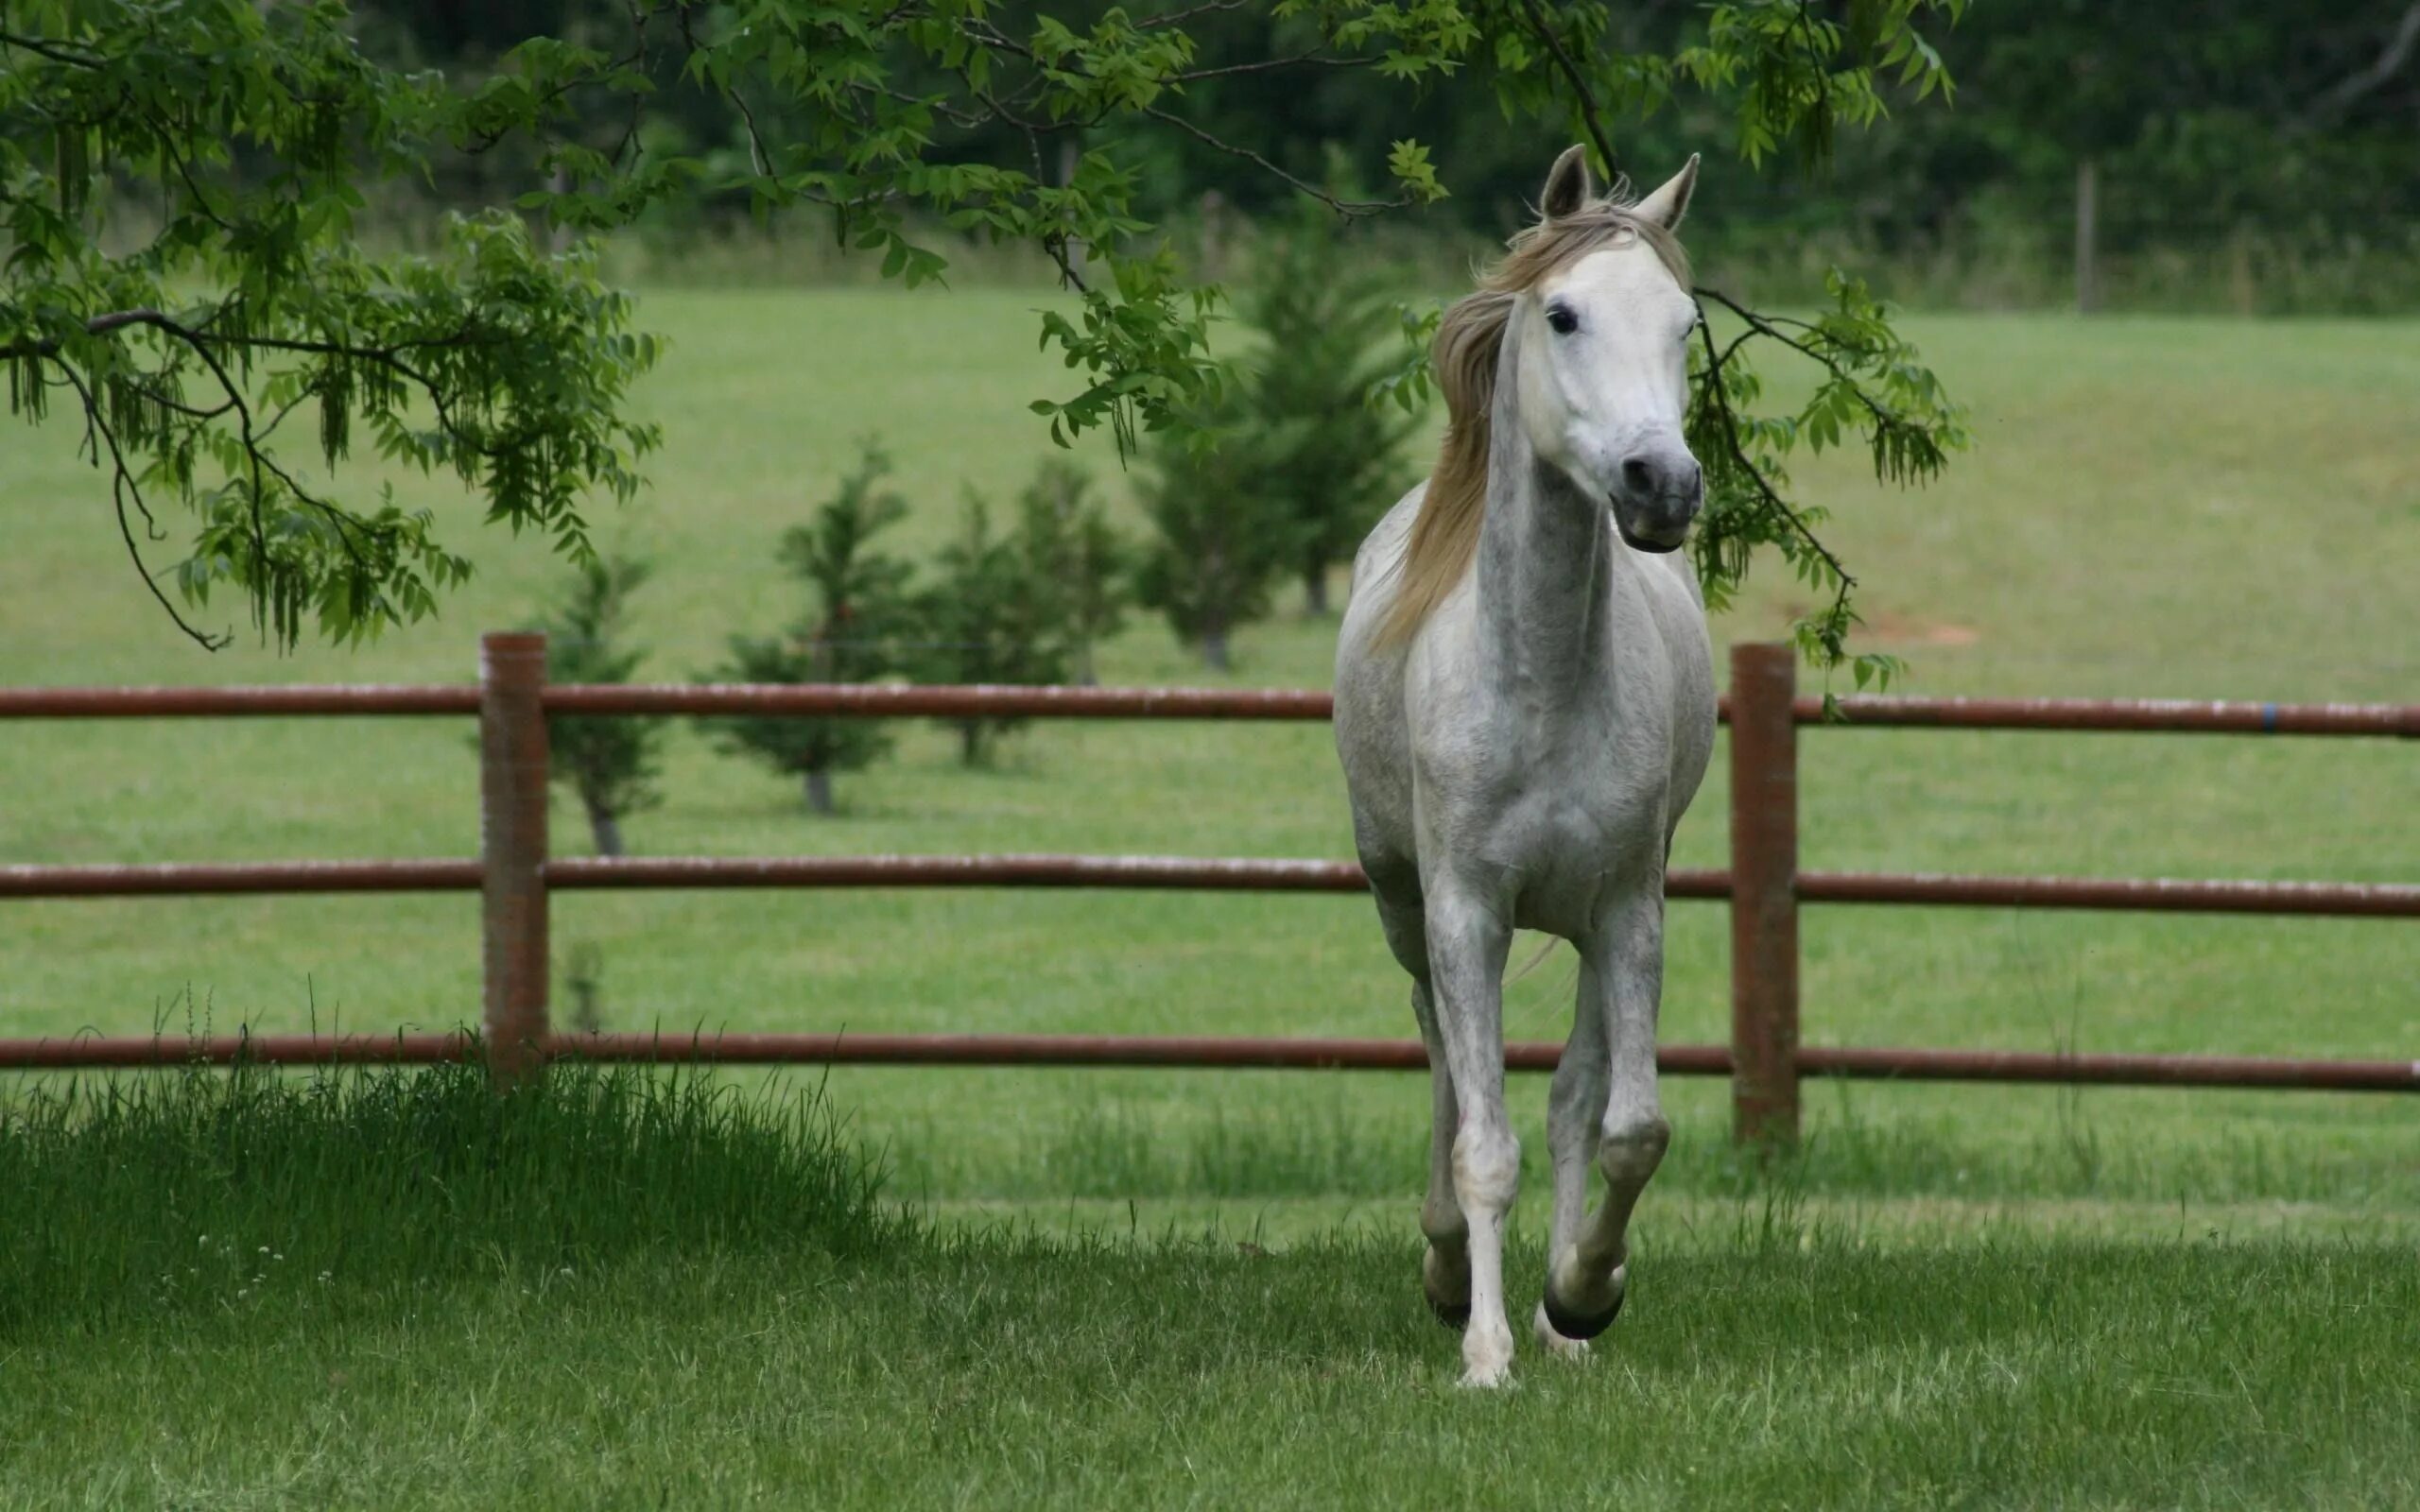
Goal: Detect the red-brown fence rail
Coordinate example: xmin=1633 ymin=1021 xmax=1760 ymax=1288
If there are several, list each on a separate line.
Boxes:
xmin=4 ymin=637 xmax=2413 ymax=1140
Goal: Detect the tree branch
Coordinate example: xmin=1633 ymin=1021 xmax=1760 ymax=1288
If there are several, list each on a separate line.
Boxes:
xmin=0 ymin=28 xmax=105 ymax=68
xmin=16 ymin=304 xmax=500 ymax=593
xmin=1137 ymin=0 xmax=1255 ymax=30
xmin=1175 ymin=52 xmax=1373 ymax=80
xmin=1693 ymin=315 xmax=1858 ymax=607
xmin=1512 ymin=0 xmax=1622 ymax=183
xmin=1695 ymin=284 xmax=1894 ymax=427
xmin=2305 ymin=0 xmax=2420 ymax=125
xmin=49 ymin=363 xmax=228 ymax=650
xmin=1141 ymin=106 xmax=1408 ymax=216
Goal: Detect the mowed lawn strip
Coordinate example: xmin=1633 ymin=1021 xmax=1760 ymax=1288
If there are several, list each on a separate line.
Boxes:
xmin=8 ymin=1230 xmax=2415 ymax=1509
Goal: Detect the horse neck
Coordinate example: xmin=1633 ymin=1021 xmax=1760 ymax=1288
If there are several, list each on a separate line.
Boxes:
xmin=1474 ymin=333 xmax=1613 ymax=696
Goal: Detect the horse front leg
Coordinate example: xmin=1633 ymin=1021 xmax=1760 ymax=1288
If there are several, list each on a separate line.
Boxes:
xmin=1424 ymin=885 xmax=1518 ymax=1388
xmin=1544 ymin=894 xmax=1670 ymax=1341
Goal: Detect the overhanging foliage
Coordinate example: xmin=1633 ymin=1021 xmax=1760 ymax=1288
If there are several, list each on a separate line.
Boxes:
xmin=4 ymin=0 xmax=1970 ymax=680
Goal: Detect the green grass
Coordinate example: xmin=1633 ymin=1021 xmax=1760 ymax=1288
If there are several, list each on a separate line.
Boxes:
xmin=6 ymin=1065 xmax=2419 ymax=1510
xmin=0 ymin=1059 xmax=890 ymax=1333
xmin=19 ymin=1229 xmax=2419 ymax=1510
xmin=2 ymin=290 xmax=2416 ymax=1503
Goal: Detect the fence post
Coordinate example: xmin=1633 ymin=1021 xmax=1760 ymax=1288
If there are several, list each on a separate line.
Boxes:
xmin=480 ymin=631 xmax=550 ymax=1083
xmin=2074 ymin=156 xmax=2102 ymax=316
xmin=1728 ymin=642 xmax=1800 ymax=1145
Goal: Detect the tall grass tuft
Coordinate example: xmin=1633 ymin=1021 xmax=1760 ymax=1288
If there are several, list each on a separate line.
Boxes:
xmin=0 ymin=1060 xmax=896 ymax=1332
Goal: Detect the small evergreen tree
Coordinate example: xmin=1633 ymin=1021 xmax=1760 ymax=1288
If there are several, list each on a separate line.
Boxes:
xmin=698 ymin=442 xmax=914 ymax=814
xmin=1012 ymin=458 xmax=1130 ymax=686
xmin=535 ymin=556 xmax=666 ymax=858
xmin=1243 ymin=213 xmax=1426 ymax=616
xmin=1132 ymin=384 xmax=1296 ymax=672
xmin=911 ymin=492 xmax=1074 ymax=765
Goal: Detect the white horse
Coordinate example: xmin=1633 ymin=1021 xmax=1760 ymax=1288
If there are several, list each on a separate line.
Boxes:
xmin=1333 ymin=147 xmax=1718 ymax=1388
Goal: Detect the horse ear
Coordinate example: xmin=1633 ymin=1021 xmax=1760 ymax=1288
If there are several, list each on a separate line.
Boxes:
xmin=1634 ymin=154 xmax=1701 ymax=232
xmin=1540 ymin=145 xmax=1593 ymax=222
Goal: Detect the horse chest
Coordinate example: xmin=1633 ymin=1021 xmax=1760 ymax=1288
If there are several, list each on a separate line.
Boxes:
xmin=1418 ymin=702 xmax=1669 ymax=928
xmin=1508 ymin=730 xmax=1659 ymax=847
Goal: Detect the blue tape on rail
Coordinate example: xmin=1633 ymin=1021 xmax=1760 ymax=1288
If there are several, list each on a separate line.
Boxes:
xmin=2262 ymin=702 xmax=2279 ymax=732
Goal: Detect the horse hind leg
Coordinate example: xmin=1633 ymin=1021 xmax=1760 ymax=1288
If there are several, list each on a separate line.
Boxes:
xmin=1410 ymin=978 xmax=1472 ymax=1328
xmin=1543 ymin=898 xmax=1671 ymax=1342
xmin=1535 ymin=951 xmax=1610 ymax=1358
xmin=1377 ymin=899 xmax=1469 ymax=1328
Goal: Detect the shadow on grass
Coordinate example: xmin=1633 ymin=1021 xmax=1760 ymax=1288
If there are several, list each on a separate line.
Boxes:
xmin=0 ymin=1057 xmax=895 ymax=1335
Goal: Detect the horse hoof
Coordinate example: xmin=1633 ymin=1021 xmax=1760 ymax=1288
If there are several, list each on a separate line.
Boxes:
xmin=1540 ymin=1283 xmax=1624 ymax=1342
xmin=1428 ymin=1295 xmax=1473 ymax=1330
xmin=1533 ymin=1302 xmax=1594 ymax=1358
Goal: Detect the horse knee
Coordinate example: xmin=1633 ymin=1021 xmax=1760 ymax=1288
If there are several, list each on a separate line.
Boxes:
xmin=1452 ymin=1123 xmax=1520 ymax=1213
xmin=1420 ymin=1192 xmax=1468 ymax=1248
xmin=1598 ymin=1114 xmax=1670 ymax=1189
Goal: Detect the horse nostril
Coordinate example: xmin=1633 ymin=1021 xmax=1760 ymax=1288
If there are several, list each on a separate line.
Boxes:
xmin=1620 ymin=456 xmax=1655 ymax=496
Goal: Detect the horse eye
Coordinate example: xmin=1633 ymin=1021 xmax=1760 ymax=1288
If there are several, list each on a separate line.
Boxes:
xmin=1546 ymin=305 xmax=1579 ymax=335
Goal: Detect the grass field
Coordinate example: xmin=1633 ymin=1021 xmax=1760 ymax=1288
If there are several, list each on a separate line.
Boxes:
xmin=7 ymin=1065 xmax=2419 ymax=1510
xmin=2 ymin=287 xmax=2416 ymax=1504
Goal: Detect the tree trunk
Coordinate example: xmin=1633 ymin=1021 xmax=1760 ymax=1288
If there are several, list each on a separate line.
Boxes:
xmin=2074 ymin=156 xmax=2101 ymax=316
xmin=804 ymin=767 xmax=835 ymax=815
xmin=584 ymin=801 xmax=625 ymax=858
xmin=1198 ymin=189 xmax=1228 ymax=282
xmin=1058 ymin=139 xmax=1089 ymax=284
xmin=1201 ymin=620 xmax=1231 ymax=673
xmin=565 ymin=943 xmax=605 ymax=1035
xmin=548 ymin=163 xmax=573 ymax=255
xmin=1073 ymin=639 xmax=1098 ymax=687
xmin=1304 ymin=565 xmax=1331 ymax=617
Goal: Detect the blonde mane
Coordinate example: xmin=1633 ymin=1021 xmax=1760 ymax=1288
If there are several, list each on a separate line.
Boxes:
xmin=1374 ymin=200 xmax=1691 ymax=650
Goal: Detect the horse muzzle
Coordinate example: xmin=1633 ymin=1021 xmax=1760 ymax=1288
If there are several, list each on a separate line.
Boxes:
xmin=1611 ymin=448 xmax=1701 ymax=553
xmin=1613 ymin=494 xmax=1697 ymax=554
xmin=1616 ymin=515 xmax=1690 ymax=554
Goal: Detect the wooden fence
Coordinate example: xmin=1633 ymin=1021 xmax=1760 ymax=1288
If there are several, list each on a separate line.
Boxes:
xmin=4 ymin=637 xmax=2414 ymax=1143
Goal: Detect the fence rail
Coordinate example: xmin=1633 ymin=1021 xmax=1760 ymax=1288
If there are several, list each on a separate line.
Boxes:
xmin=4 ymin=637 xmax=2413 ymax=1138
xmin=14 ymin=1033 xmax=2419 ymax=1094
xmin=10 ymin=857 xmax=2416 ymax=915
xmin=5 ymin=681 xmax=2414 ymax=735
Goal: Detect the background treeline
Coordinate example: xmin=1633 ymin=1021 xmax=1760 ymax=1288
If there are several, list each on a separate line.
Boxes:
xmin=348 ymin=0 xmax=2420 ymax=313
